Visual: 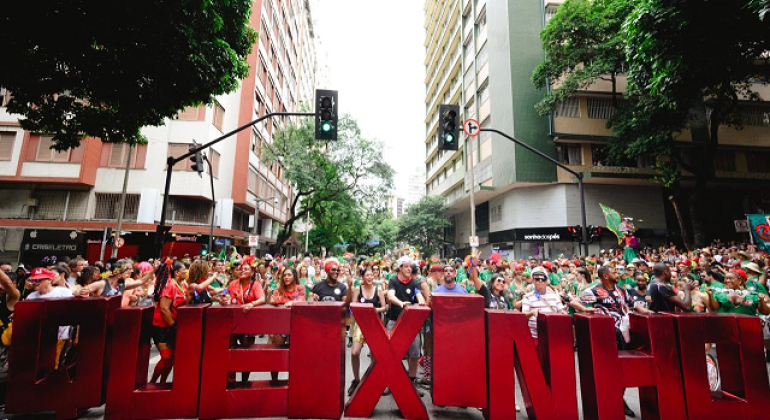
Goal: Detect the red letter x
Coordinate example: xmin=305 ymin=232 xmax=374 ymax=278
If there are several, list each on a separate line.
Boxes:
xmin=345 ymin=303 xmax=430 ymax=420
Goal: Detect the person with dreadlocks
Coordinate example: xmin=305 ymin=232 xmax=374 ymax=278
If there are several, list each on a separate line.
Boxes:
xmin=226 ymin=255 xmax=265 ymax=383
xmin=150 ymin=260 xmax=191 ymax=383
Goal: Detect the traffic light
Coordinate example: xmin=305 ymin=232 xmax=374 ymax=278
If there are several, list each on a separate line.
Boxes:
xmin=567 ymin=225 xmax=582 ymax=241
xmin=189 ymin=144 xmax=204 ymax=177
xmin=156 ymin=224 xmax=172 ymax=239
xmin=315 ymin=89 xmax=338 ymax=141
xmin=589 ymin=225 xmax=603 ymax=243
xmin=438 ymin=104 xmax=459 ymax=151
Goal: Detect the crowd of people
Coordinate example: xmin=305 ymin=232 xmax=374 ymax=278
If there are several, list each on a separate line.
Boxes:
xmin=1 ymin=240 xmax=769 ymax=416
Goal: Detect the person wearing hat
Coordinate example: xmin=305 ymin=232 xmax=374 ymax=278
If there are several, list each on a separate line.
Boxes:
xmin=385 ymin=256 xmax=426 ymax=397
xmin=745 ymin=262 xmax=768 ymax=294
xmin=733 ymin=250 xmax=752 ymax=268
xmin=26 ymin=267 xmax=76 ymax=368
xmin=706 ymin=270 xmax=770 ymax=317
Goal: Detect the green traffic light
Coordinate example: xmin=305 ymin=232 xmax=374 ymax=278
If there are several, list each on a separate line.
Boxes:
xmin=321 ymin=121 xmax=333 ymax=132
xmin=444 ymin=132 xmax=455 ymax=143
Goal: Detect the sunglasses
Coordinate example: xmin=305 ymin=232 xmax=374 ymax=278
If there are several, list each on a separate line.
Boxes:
xmin=27 ymin=278 xmax=46 ymax=284
xmin=533 ymin=277 xmax=548 ymax=282
xmin=495 ymin=279 xmax=505 ymax=284
xmin=329 ymin=268 xmax=339 ymax=273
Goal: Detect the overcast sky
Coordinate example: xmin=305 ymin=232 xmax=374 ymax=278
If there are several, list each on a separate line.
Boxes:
xmin=311 ymin=0 xmax=425 ymax=199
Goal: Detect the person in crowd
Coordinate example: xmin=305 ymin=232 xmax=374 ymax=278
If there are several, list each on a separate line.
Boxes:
xmin=260 ymin=266 xmax=305 ymax=382
xmin=470 ymin=266 xmax=513 ymax=310
xmin=347 ymin=267 xmax=387 ymax=396
xmin=433 ymin=265 xmax=467 ymax=294
xmin=67 ymin=258 xmax=86 ymax=286
xmin=706 ymin=270 xmax=770 ymax=316
xmin=628 ymin=272 xmax=652 ymax=314
xmin=26 ymin=268 xmax=75 ymax=368
xmin=206 ymin=259 xmax=230 ymax=304
xmin=312 ymin=259 xmax=349 ymax=303
xmin=0 ymin=267 xmax=20 ymax=345
xmin=648 ymin=263 xmax=697 ymax=312
xmin=50 ymin=265 xmax=71 ymax=289
xmin=744 ymin=263 xmax=768 ymax=294
xmin=187 ymin=260 xmax=215 ymax=304
xmin=76 ymin=259 xmax=152 ymax=300
xmin=298 ymin=264 xmax=314 ymax=301
xmin=226 ymin=257 xmax=265 ymax=383
xmin=150 ymin=260 xmax=191 ymax=383
xmin=580 ymin=265 xmax=636 ymax=417
xmin=385 ymin=256 xmax=426 ymax=397
xmin=521 ymin=268 xmax=567 ymax=345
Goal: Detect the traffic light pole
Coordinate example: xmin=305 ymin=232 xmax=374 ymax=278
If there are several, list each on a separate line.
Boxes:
xmin=479 ymin=128 xmax=589 ymax=256
xmin=203 ymin=153 xmax=216 ymax=256
xmin=155 ymin=111 xmax=315 ymax=258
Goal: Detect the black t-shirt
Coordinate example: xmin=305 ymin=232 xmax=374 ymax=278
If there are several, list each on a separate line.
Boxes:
xmin=312 ymin=281 xmax=348 ymax=302
xmin=648 ymin=282 xmax=677 ymax=312
xmin=478 ymin=284 xmax=510 ymax=310
xmin=628 ymin=288 xmax=651 ymax=311
xmin=388 ymin=277 xmax=420 ymax=321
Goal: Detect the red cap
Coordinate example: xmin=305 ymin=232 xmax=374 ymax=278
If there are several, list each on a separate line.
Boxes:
xmin=560 ymin=261 xmax=570 ymax=267
xmin=542 ymin=261 xmax=552 ymax=271
xmin=732 ymin=269 xmax=748 ymax=280
xmin=677 ymin=259 xmax=691 ymax=266
xmin=429 ymin=265 xmax=443 ymax=273
xmin=29 ymin=267 xmax=55 ymax=280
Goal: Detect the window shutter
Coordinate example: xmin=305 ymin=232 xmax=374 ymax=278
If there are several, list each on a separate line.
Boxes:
xmin=109 ymin=144 xmax=125 ymax=167
xmin=0 ymin=132 xmax=15 ymax=161
xmin=37 ymin=136 xmax=54 ymax=161
xmin=211 ymin=150 xmax=220 ymax=178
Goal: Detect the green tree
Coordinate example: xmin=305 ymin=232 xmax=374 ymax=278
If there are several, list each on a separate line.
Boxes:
xmin=615 ymin=0 xmax=769 ymax=247
xmin=0 ymin=1 xmax=256 ymax=149
xmin=396 ymin=195 xmax=451 ymax=257
xmin=265 ymin=114 xmax=394 ymax=255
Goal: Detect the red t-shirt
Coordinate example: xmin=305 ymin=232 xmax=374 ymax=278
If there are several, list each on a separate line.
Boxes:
xmin=227 ymin=279 xmax=265 ymax=305
xmin=152 ymin=279 xmax=187 ymax=327
xmin=269 ymin=287 xmax=306 ymax=305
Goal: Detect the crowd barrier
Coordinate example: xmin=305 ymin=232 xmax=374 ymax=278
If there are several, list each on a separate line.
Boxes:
xmin=5 ymin=294 xmax=770 ymax=420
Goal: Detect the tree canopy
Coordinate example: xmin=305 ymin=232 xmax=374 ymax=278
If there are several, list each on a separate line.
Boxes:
xmin=534 ymin=0 xmax=770 ymax=248
xmin=396 ymin=195 xmax=451 ymax=257
xmin=265 ymin=114 xmax=394 ymax=255
xmin=0 ymin=0 xmax=257 ymax=149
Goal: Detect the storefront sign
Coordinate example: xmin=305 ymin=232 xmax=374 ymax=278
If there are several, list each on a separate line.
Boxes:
xmin=174 ymin=235 xmax=199 ymax=243
xmin=21 ymin=229 xmax=84 ymax=266
xmin=490 ymin=227 xmax=574 ymax=243
xmin=6 ymin=297 xmax=769 ymax=420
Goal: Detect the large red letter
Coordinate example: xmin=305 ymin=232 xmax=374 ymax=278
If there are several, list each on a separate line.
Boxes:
xmin=575 ymin=313 xmax=686 ymax=420
xmin=345 ymin=304 xmax=430 ymax=420
xmin=485 ymin=311 xmax=577 ymax=420
xmin=431 ymin=294 xmax=486 ymax=408
xmin=105 ymin=305 xmax=206 ymax=420
xmin=288 ymin=302 xmax=345 ymax=419
xmin=7 ymin=297 xmax=120 ymax=420
xmin=198 ymin=306 xmax=291 ymax=419
xmin=671 ymin=313 xmax=770 ymax=420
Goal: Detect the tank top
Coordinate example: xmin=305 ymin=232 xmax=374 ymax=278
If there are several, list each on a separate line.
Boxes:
xmin=358 ymin=285 xmax=380 ymax=307
xmin=0 ymin=295 xmax=12 ymax=327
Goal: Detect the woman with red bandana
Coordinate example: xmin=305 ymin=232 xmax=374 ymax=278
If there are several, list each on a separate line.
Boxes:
xmin=226 ymin=256 xmax=265 ymax=382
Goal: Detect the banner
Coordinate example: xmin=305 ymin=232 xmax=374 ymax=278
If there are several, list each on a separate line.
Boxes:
xmin=599 ymin=203 xmax=623 ymax=244
xmin=748 ymin=214 xmax=770 ymax=253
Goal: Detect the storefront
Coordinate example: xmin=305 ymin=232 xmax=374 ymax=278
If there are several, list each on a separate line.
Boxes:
xmin=490 ymin=227 xmax=580 ymax=261
xmin=20 ymin=229 xmax=86 ymax=267
xmin=84 ymin=231 xmax=210 ymax=262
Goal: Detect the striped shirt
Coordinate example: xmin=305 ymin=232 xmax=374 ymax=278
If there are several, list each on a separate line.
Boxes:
xmin=521 ymin=290 xmax=565 ymax=338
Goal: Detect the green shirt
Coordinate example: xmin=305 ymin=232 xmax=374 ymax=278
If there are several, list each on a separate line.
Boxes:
xmin=548 ymin=272 xmax=560 ymax=286
xmin=746 ymin=278 xmax=768 ymax=295
xmin=618 ymin=277 xmax=637 ymax=290
xmin=713 ymin=290 xmax=759 ymax=316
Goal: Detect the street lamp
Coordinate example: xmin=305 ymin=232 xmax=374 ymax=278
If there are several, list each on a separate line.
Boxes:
xmin=252 ymin=196 xmax=277 ymax=256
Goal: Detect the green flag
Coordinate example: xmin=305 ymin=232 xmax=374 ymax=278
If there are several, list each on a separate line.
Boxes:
xmin=600 ymin=203 xmax=623 ymax=245
xmin=748 ymin=214 xmax=770 ymax=253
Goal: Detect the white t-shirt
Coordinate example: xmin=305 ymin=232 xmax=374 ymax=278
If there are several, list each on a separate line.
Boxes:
xmin=307 ymin=265 xmax=316 ymax=279
xmin=27 ymin=286 xmax=74 ymax=339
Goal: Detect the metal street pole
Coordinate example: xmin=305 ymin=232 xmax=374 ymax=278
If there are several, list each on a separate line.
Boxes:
xmin=304 ymin=212 xmax=310 ymax=255
xmin=203 ymin=153 xmax=216 ymax=256
xmin=155 ymin=111 xmax=315 ymax=258
xmin=112 ymin=144 xmax=134 ymax=258
xmin=479 ymin=128 xmax=589 ymax=256
xmin=469 ymin=139 xmax=477 ymax=256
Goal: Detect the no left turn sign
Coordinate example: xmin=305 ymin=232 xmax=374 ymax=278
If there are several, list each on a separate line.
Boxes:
xmin=114 ymin=237 xmax=125 ymax=248
xmin=463 ymin=119 xmax=480 ymax=137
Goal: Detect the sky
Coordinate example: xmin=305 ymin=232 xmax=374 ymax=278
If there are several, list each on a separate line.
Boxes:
xmin=311 ymin=0 xmax=426 ymax=199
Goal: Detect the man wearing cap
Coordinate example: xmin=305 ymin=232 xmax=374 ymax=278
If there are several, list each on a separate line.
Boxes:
xmin=386 ymin=256 xmax=426 ymax=397
xmin=26 ymin=267 xmax=75 ymax=368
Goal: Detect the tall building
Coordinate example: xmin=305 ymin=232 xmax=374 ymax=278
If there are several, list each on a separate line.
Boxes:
xmin=407 ymin=171 xmax=426 ymax=206
xmin=424 ymin=0 xmax=770 ymax=260
xmin=0 ymin=0 xmax=318 ymax=265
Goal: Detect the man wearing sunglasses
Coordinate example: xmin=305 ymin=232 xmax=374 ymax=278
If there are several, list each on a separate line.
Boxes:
xmin=26 ymin=267 xmax=75 ymax=369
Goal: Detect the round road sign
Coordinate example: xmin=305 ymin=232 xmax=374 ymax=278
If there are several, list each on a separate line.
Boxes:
xmin=463 ymin=118 xmax=480 ymax=137
xmin=114 ymin=237 xmax=125 ymax=249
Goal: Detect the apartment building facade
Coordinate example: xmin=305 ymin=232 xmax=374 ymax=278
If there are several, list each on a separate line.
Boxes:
xmin=0 ymin=0 xmax=317 ymax=266
xmin=424 ymin=0 xmax=770 ymax=260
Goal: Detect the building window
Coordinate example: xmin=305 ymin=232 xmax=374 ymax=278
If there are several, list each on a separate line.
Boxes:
xmin=741 ymin=106 xmax=770 ymax=127
xmin=746 ymin=151 xmax=770 ymax=173
xmin=94 ymin=193 xmax=140 ymax=220
xmin=248 ymin=168 xmax=258 ymax=193
xmin=559 ymin=144 xmax=583 ymax=165
xmin=108 ymin=143 xmax=139 ymax=168
xmin=176 ymin=106 xmax=201 ymax=121
xmin=251 ymin=129 xmax=264 ymax=158
xmin=0 ymin=132 xmax=15 ymax=161
xmin=554 ymin=97 xmax=581 ymax=118
xmin=591 ymin=144 xmax=609 ymax=166
xmin=167 ymin=143 xmax=194 ymax=171
xmin=36 ymin=136 xmax=71 ymax=162
xmin=714 ymin=151 xmax=736 ymax=172
xmin=213 ymin=103 xmax=225 ymax=131
xmin=587 ymin=97 xmax=620 ymax=119
xmin=209 ymin=149 xmax=220 ymax=178
xmin=491 ymin=204 xmax=502 ymax=222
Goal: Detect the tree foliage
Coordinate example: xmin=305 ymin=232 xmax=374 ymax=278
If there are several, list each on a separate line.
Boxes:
xmin=0 ymin=0 xmax=257 ymax=149
xmin=265 ymin=114 xmax=394 ymax=255
xmin=534 ymin=0 xmax=770 ymax=248
xmin=396 ymin=195 xmax=451 ymax=257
